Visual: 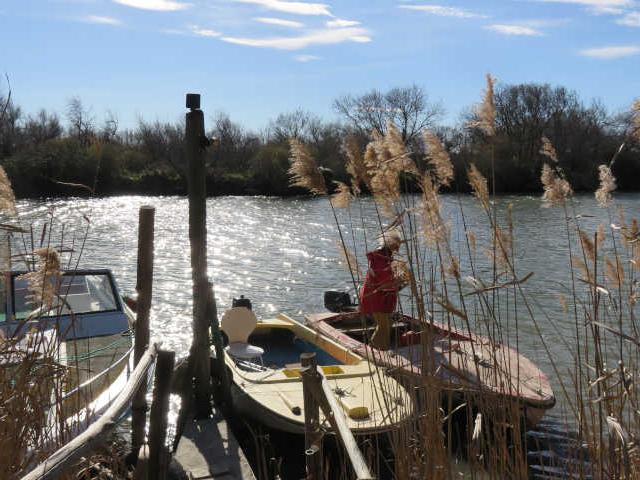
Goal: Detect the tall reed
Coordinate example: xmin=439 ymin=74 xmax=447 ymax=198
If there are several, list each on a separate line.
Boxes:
xmin=283 ymin=81 xmax=640 ymax=480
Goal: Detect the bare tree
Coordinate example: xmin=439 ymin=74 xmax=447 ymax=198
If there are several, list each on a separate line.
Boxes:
xmin=268 ymin=109 xmax=322 ymax=143
xmin=23 ymin=110 xmax=63 ymax=144
xmin=66 ymin=97 xmax=95 ymax=146
xmin=136 ymin=119 xmax=185 ymax=176
xmin=100 ymin=111 xmax=118 ymax=143
xmin=0 ymin=75 xmax=21 ymax=158
xmin=210 ymin=113 xmax=260 ymax=172
xmin=0 ymin=74 xmax=11 ymax=125
xmin=334 ymin=85 xmax=444 ymax=142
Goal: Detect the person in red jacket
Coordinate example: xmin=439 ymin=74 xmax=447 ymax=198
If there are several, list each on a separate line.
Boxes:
xmin=359 ymin=229 xmax=403 ymax=350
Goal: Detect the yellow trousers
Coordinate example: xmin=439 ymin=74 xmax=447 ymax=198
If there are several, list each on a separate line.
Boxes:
xmin=370 ymin=312 xmax=392 ymax=350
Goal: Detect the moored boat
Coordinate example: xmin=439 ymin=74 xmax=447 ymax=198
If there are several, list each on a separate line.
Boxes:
xmin=0 ymin=269 xmax=136 ymax=440
xmin=220 ymin=308 xmax=414 ymax=435
xmin=305 ymin=311 xmax=555 ymax=428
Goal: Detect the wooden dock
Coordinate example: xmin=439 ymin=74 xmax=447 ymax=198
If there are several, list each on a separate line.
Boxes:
xmin=174 ymin=410 xmax=255 ymax=480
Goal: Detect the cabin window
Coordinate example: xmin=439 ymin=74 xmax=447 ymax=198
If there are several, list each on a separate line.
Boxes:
xmin=13 ymin=273 xmax=118 ymax=320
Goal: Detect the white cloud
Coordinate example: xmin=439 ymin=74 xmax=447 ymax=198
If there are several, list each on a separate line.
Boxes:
xmin=221 ymin=26 xmax=371 ymax=50
xmin=326 ymin=18 xmax=360 ymax=28
xmin=398 ymin=5 xmax=487 ymax=19
xmin=617 ymin=11 xmax=640 ymax=26
xmin=189 ymin=25 xmax=221 ymax=37
xmin=537 ymin=0 xmax=633 ymax=15
xmin=294 ymin=54 xmax=320 ymax=61
xmin=83 ymin=15 xmax=122 ymax=26
xmin=254 ymin=17 xmax=304 ymax=28
xmin=233 ymin=0 xmax=331 ymax=16
xmin=485 ymin=24 xmax=544 ymax=35
xmin=161 ymin=28 xmax=187 ymax=35
xmin=580 ymin=45 xmax=640 ymax=58
xmin=113 ymin=0 xmax=191 ymax=11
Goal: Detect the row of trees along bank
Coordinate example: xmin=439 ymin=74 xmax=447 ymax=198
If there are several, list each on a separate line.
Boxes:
xmin=0 ymin=83 xmax=638 ymax=198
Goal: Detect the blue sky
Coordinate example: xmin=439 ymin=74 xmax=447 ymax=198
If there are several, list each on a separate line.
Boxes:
xmin=1 ymin=0 xmax=639 ymax=131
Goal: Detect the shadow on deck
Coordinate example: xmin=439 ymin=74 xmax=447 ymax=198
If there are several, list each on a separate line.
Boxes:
xmin=174 ymin=409 xmax=256 ymax=480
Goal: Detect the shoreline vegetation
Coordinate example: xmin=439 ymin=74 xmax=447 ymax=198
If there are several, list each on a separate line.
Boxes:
xmin=1 ymin=82 xmax=639 ymax=199
xmin=1 ymin=75 xmax=640 ymax=479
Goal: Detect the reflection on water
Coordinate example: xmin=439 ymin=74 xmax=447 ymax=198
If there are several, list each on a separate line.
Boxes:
xmin=13 ymin=193 xmax=640 ymax=477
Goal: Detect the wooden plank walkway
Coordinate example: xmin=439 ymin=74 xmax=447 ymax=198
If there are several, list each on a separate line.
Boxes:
xmin=174 ymin=409 xmax=255 ymax=480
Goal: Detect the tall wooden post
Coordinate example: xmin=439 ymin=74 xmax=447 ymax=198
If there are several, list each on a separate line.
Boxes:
xmin=206 ymin=280 xmax=230 ymax=405
xmin=301 ymin=353 xmax=322 ymax=480
xmin=148 ymin=349 xmax=175 ymax=480
xmin=186 ymin=93 xmax=212 ymax=418
xmin=132 ymin=205 xmax=155 ymax=454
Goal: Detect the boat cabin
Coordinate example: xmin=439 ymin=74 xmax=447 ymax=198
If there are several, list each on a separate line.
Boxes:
xmin=0 ymin=269 xmax=131 ymax=341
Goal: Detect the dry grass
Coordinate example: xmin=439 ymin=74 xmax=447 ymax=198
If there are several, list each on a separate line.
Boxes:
xmin=0 ymin=206 xmax=132 ymax=479
xmin=0 ymin=165 xmax=17 ymax=216
xmin=285 ymin=78 xmax=640 ymax=480
xmin=595 ymin=164 xmax=617 ymax=208
xmin=288 ymin=138 xmax=327 ymax=196
xmin=422 ymin=130 xmax=454 ymax=187
xmin=541 ymin=162 xmax=573 ymax=207
xmin=469 ymin=74 xmax=496 ymax=137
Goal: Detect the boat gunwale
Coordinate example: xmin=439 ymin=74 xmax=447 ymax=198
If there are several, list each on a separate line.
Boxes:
xmin=305 ymin=311 xmax=556 ymax=410
xmin=226 ymin=315 xmax=379 ymax=385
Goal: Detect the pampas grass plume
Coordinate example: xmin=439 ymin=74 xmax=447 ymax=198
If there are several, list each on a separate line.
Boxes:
xmin=288 ymin=138 xmax=327 ymax=196
xmin=541 ymin=164 xmax=573 ymax=207
xmin=423 ymin=130 xmax=454 ymax=187
xmin=331 ymin=181 xmax=352 ymax=209
xmin=470 ymin=74 xmax=496 ymax=137
xmin=343 ymin=136 xmax=369 ymax=194
xmin=17 ymin=247 xmax=61 ymax=310
xmin=540 ymin=136 xmax=559 ymax=163
xmin=468 ymin=164 xmax=490 ymax=210
xmin=595 ymin=164 xmax=616 ymax=208
xmin=0 ymin=166 xmax=17 ymax=216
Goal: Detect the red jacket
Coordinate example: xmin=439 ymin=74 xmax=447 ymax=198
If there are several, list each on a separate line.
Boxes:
xmin=359 ymin=249 xmax=397 ymax=314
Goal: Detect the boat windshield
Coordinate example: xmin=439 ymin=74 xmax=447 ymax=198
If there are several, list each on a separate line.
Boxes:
xmin=13 ymin=273 xmax=119 ymax=320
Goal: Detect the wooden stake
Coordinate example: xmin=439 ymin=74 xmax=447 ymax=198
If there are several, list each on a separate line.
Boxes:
xmin=133 ymin=445 xmax=149 ymax=480
xmin=206 ymin=280 xmax=230 ymax=405
xmin=132 ymin=205 xmax=155 ymax=454
xmin=301 ymin=353 xmax=374 ymax=480
xmin=148 ymin=349 xmax=175 ymax=480
xmin=186 ymin=93 xmax=212 ymax=418
xmin=301 ymin=353 xmax=322 ymax=480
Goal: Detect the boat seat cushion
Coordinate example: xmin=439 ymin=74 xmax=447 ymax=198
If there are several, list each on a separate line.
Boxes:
xmin=226 ymin=342 xmax=264 ymax=360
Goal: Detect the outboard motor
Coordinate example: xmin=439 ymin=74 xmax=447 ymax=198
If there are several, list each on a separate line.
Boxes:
xmin=324 ymin=291 xmax=356 ymax=313
xmin=232 ymin=295 xmax=252 ymax=310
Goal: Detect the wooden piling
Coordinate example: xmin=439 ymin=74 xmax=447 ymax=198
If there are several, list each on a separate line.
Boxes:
xmin=132 ymin=205 xmax=155 ymax=454
xmin=133 ymin=445 xmax=149 ymax=480
xmin=206 ymin=280 xmax=230 ymax=405
xmin=148 ymin=349 xmax=175 ymax=480
xmin=185 ymin=93 xmax=212 ymax=418
xmin=300 ymin=353 xmax=322 ymax=480
xmin=301 ymin=352 xmax=374 ymax=480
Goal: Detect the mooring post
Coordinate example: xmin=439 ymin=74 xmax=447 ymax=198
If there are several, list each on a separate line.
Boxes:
xmin=148 ymin=349 xmax=175 ymax=480
xmin=132 ymin=205 xmax=155 ymax=455
xmin=133 ymin=445 xmax=149 ymax=480
xmin=301 ymin=352 xmax=322 ymax=480
xmin=185 ymin=93 xmax=212 ymax=418
xmin=206 ymin=280 xmax=230 ymax=405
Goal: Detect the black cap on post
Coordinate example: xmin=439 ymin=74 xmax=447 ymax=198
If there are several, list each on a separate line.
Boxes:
xmin=186 ymin=93 xmax=201 ymax=110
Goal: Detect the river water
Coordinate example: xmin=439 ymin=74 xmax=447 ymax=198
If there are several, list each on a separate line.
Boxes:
xmin=14 ymin=193 xmax=640 ymax=478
